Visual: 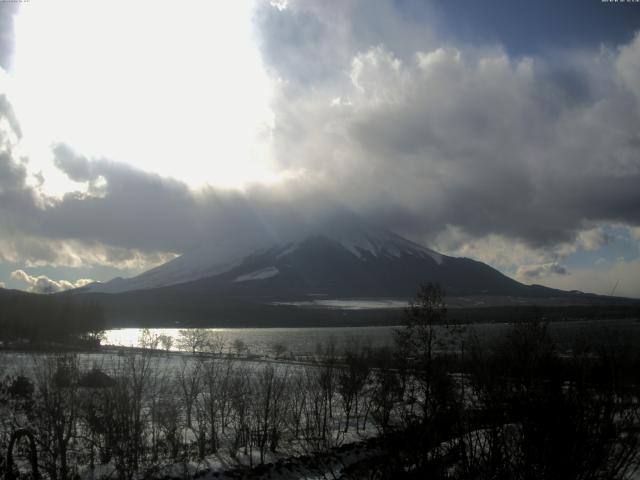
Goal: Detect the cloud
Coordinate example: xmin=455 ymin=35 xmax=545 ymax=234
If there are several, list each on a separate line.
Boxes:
xmin=430 ymin=225 xmax=615 ymax=276
xmin=255 ymin=0 xmax=440 ymax=87
xmin=261 ymin=20 xmax=640 ymax=250
xmin=0 ymin=2 xmax=639 ymax=293
xmin=0 ymin=235 xmax=177 ymax=270
xmin=52 ymin=144 xmax=92 ymax=183
xmin=11 ymin=269 xmax=94 ymax=294
xmin=532 ymin=258 xmax=640 ymax=299
xmin=516 ymin=263 xmax=569 ymax=281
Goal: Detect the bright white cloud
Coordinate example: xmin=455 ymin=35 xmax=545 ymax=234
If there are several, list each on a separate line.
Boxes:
xmin=8 ymin=0 xmax=277 ymax=193
xmin=11 ymin=269 xmax=93 ymax=294
xmin=0 ymin=236 xmax=177 ymax=270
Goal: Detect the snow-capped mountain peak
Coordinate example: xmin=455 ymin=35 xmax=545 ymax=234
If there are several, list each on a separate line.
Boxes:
xmin=83 ymin=217 xmax=445 ymax=294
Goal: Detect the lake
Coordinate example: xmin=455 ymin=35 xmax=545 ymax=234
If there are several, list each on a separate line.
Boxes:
xmin=102 ymin=318 xmax=640 ymax=357
xmin=103 ymin=325 xmax=399 ymax=356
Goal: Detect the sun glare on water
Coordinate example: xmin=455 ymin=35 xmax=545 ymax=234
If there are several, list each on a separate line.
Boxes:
xmin=9 ymin=0 xmax=276 ymax=193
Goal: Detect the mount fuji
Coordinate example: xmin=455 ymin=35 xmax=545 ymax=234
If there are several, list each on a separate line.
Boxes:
xmin=84 ymin=215 xmax=547 ymax=299
xmin=72 ymin=214 xmax=631 ymax=326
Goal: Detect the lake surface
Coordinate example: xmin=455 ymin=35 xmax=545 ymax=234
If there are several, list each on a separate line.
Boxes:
xmin=103 ymin=318 xmax=640 ymax=357
xmin=104 ymin=326 xmax=398 ymax=356
xmin=0 ymin=319 xmax=636 ymax=379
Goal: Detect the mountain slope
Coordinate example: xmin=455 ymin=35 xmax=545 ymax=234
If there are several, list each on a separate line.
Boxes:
xmin=167 ymin=234 xmax=533 ymax=299
xmin=80 ymin=216 xmax=575 ymax=302
xmin=85 ymin=216 xmax=446 ymax=294
xmin=70 ymin=219 xmax=640 ymax=326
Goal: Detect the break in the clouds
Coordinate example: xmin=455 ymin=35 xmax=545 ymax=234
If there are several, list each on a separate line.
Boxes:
xmin=0 ymin=0 xmax=639 ymax=296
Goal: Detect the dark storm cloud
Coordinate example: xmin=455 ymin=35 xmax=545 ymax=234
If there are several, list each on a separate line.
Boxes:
xmin=256 ymin=0 xmax=640 ymax=91
xmin=1 ymin=0 xmax=640 ymax=274
xmin=256 ymin=0 xmax=640 ymax=251
xmin=42 ymin=146 xmax=207 ymax=253
xmin=0 ymin=95 xmax=36 ymax=225
xmin=23 ymin=145 xmax=348 ymax=257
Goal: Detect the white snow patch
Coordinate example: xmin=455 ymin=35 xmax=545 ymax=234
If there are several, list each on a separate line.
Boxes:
xmin=273 ymin=225 xmax=444 ymax=265
xmin=276 ymin=242 xmax=298 ymax=259
xmin=233 ymin=266 xmax=280 ymax=283
xmin=331 ymin=228 xmax=444 ymax=264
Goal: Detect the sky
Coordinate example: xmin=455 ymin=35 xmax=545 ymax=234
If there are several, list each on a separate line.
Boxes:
xmin=0 ymin=0 xmax=640 ymax=298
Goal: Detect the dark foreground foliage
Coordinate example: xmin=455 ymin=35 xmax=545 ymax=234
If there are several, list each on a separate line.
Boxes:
xmin=0 ymin=291 xmax=105 ymax=347
xmin=0 ymin=283 xmax=637 ymax=479
xmin=352 ymin=283 xmax=640 ymax=479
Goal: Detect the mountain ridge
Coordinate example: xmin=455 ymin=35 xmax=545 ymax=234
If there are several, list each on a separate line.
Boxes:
xmin=81 ymin=228 xmax=556 ymax=301
xmin=75 ymin=217 xmax=633 ymax=316
xmin=83 ymin=218 xmax=448 ymax=294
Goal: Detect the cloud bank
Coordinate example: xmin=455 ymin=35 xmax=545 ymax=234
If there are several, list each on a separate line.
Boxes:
xmin=0 ymin=0 xmax=639 ymax=296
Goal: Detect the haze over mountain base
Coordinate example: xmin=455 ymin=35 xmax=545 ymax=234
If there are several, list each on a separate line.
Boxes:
xmin=65 ymin=216 xmax=637 ymax=327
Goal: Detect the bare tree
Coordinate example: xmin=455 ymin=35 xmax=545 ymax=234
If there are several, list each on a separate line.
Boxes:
xmin=229 ymin=365 xmax=253 ymax=460
xmin=252 ymin=365 xmax=290 ymax=463
xmin=158 ymin=334 xmax=173 ymax=353
xmin=232 ymin=338 xmax=247 ymax=358
xmin=200 ymin=358 xmax=235 ymax=454
xmin=155 ymin=393 xmax=182 ymax=460
xmin=106 ymin=351 xmax=158 ymax=480
xmin=202 ymin=331 xmax=227 ymax=357
xmin=32 ymin=354 xmax=81 ymax=480
xmin=271 ymin=342 xmax=287 ymax=359
xmin=338 ymin=344 xmax=370 ymax=433
xmin=177 ymin=358 xmax=203 ymax=429
xmin=395 ymin=283 xmax=447 ymax=416
xmin=176 ymin=330 xmax=209 ymax=354
xmin=287 ymin=372 xmax=307 ymax=440
xmin=138 ymin=329 xmax=159 ymax=350
xmin=301 ymin=361 xmax=344 ymax=452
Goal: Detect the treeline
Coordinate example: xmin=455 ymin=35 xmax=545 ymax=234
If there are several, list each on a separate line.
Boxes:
xmin=0 ymin=285 xmax=638 ymax=479
xmin=355 ymin=284 xmax=640 ymax=479
xmin=446 ymin=302 xmax=640 ymax=324
xmin=0 ymin=291 xmax=105 ymax=347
